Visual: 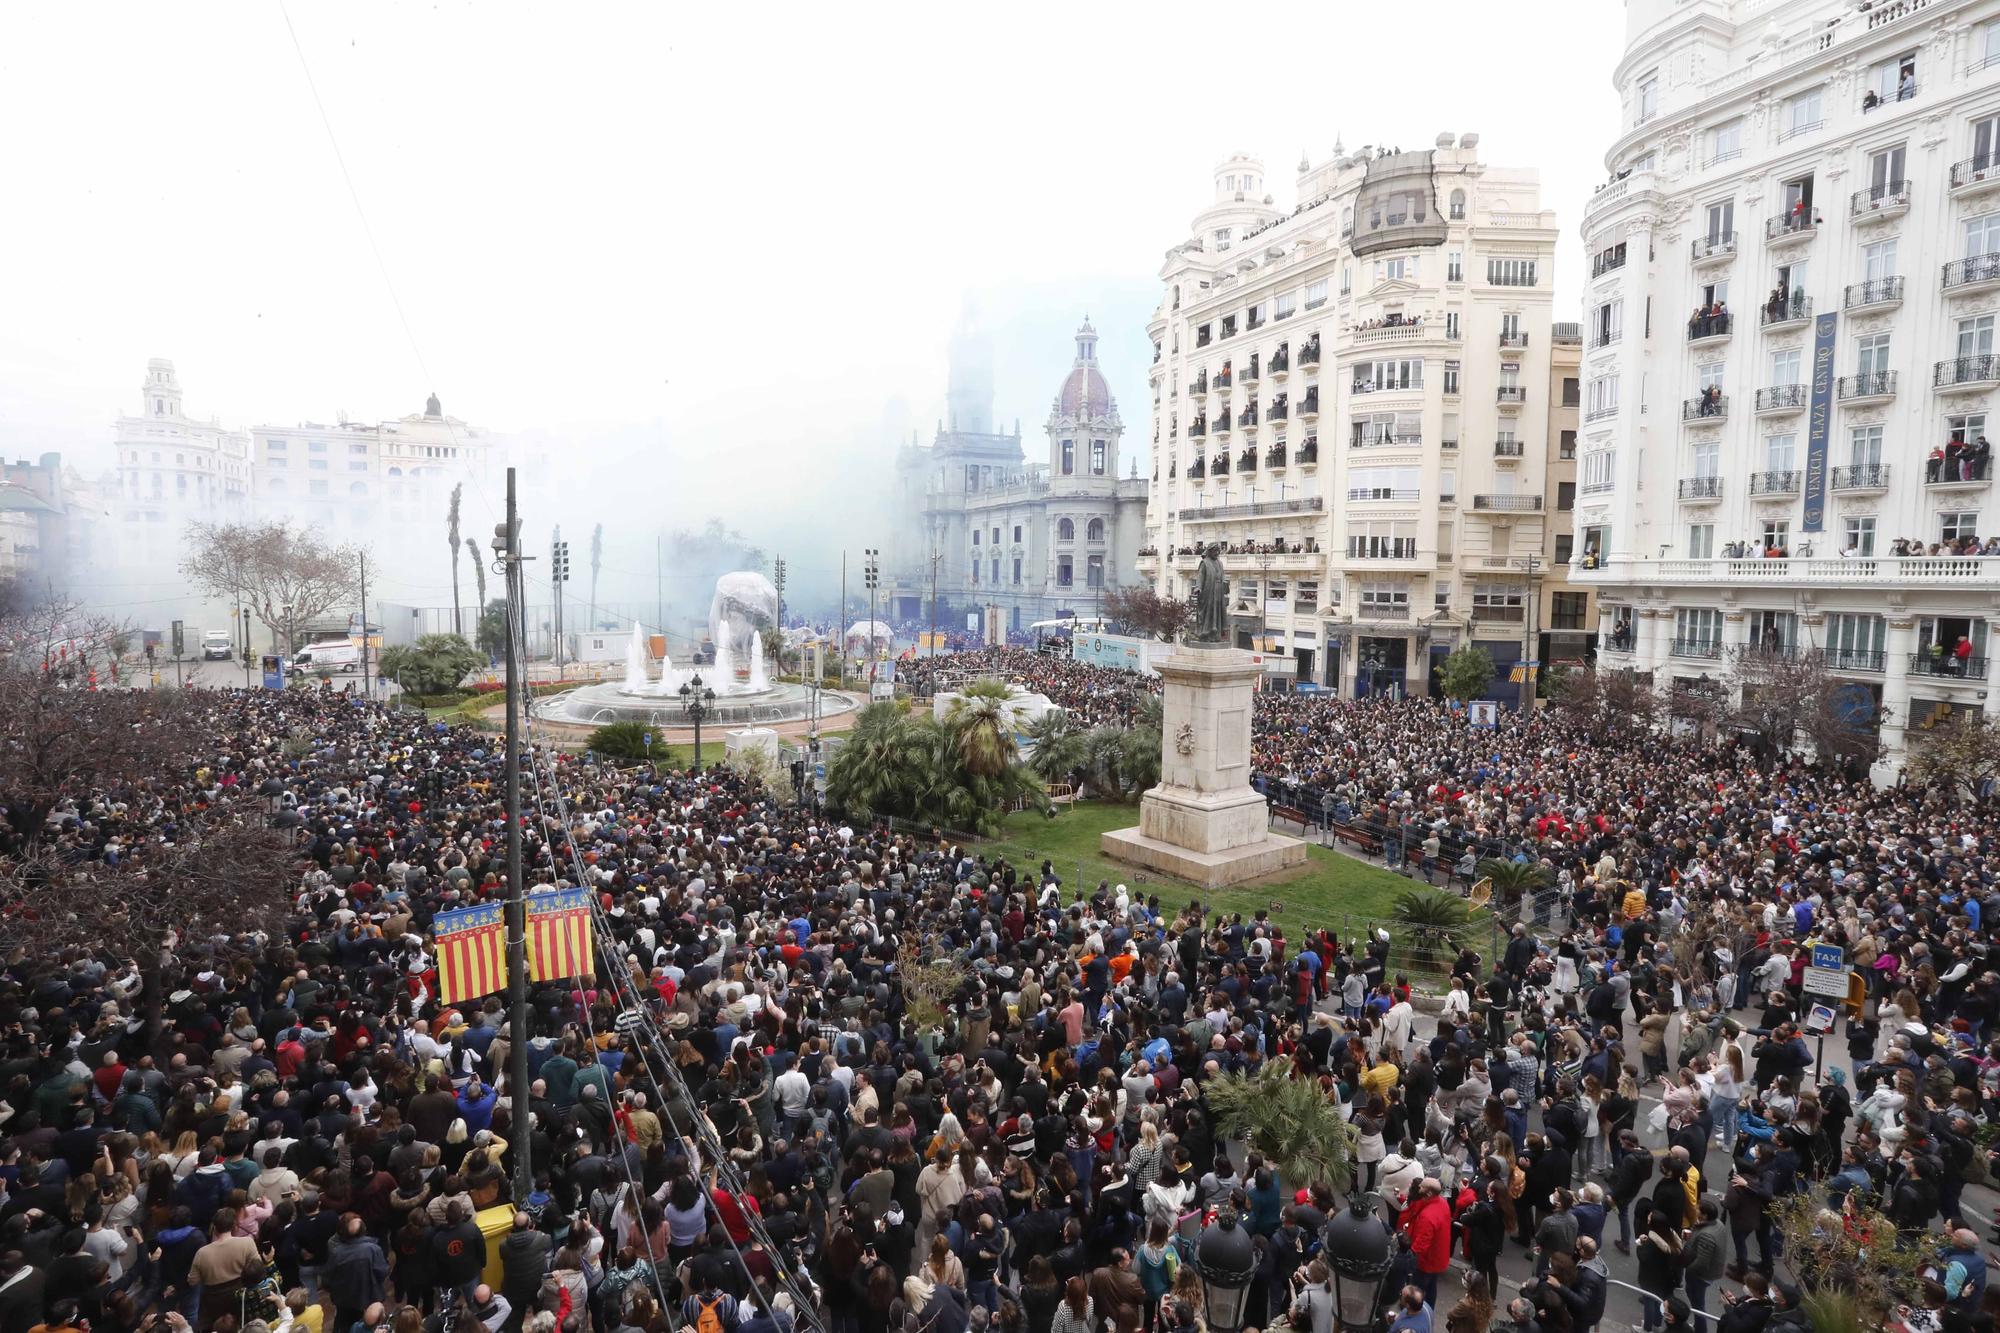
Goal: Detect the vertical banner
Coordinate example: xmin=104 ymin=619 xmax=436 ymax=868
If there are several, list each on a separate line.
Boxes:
xmin=434 ymin=902 xmax=508 ymax=1006
xmin=1803 ymin=310 xmax=1838 ymax=532
xmin=526 ymin=888 xmax=595 ymax=983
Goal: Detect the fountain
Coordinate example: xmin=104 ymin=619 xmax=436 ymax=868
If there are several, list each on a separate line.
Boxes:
xmin=531 ymin=570 xmax=859 ymax=730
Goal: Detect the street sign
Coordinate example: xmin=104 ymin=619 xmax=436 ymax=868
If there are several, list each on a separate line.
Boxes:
xmin=1803 ymin=966 xmax=1850 ymax=999
xmin=1805 ymin=1003 xmax=1837 ymax=1034
xmin=171 ymin=620 xmax=184 ymax=658
xmin=1811 ymin=943 xmax=1845 ymax=971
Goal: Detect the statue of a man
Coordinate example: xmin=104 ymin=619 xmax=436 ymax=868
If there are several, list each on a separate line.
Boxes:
xmin=1191 ymin=544 xmax=1229 ymax=643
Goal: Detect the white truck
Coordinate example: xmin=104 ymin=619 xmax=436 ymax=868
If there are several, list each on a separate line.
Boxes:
xmin=292 ymin=638 xmax=361 ymax=673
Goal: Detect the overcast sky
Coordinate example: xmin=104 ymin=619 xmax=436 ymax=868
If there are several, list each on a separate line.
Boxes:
xmin=0 ymin=1 xmax=1624 ymax=583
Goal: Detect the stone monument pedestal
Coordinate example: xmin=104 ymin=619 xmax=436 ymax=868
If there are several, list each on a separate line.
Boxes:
xmin=1101 ymin=644 xmax=1307 ymax=888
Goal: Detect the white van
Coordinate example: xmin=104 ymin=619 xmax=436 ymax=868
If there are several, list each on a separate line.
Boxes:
xmin=293 ymin=639 xmax=361 ymax=673
xmin=201 ymin=630 xmax=234 ymax=661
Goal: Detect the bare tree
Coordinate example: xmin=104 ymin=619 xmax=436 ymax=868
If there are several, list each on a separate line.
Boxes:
xmin=0 ymin=594 xmax=300 ymax=1032
xmin=1101 ymin=584 xmax=1191 ymax=641
xmin=1730 ymin=645 xmax=1885 ymax=768
xmin=448 ymin=483 xmax=464 ymax=636
xmin=182 ymin=520 xmax=363 ymax=655
xmin=1906 ymin=710 xmax=2000 ymax=798
xmin=1546 ymin=665 xmax=1664 ymax=745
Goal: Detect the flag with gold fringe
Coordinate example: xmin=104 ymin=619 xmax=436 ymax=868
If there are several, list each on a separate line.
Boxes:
xmin=434 ymin=902 xmax=508 ymax=1006
xmin=527 ymin=888 xmax=595 ymax=983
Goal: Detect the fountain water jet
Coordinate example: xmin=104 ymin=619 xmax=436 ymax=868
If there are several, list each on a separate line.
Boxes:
xmin=748 ymin=634 xmax=769 ymax=692
xmin=624 ymin=622 xmax=650 ymax=693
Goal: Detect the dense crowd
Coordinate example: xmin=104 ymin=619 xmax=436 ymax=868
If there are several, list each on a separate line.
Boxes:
xmin=0 ymin=653 xmax=1996 ymax=1333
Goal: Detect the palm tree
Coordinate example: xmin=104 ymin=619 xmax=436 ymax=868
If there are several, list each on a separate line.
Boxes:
xmin=1477 ymin=856 xmax=1553 ymax=909
xmin=946 ymin=678 xmax=1017 ymax=779
xmin=1391 ymin=886 xmax=1474 ymax=949
xmin=1202 ymin=1057 xmax=1354 ymax=1193
xmin=1025 ymin=711 xmax=1085 ymax=785
xmin=447 ymin=484 xmax=463 ymax=636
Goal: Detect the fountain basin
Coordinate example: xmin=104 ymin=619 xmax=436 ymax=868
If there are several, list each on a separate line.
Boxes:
xmin=531 ymin=679 xmax=859 ymax=729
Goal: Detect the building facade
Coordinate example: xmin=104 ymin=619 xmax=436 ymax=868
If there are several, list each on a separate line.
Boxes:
xmin=1541 ymin=324 xmax=1595 ymax=670
xmin=1137 ymin=141 xmax=1560 ymax=701
xmin=1573 ymin=0 xmax=2000 ymax=777
xmin=892 ymin=322 xmax=1147 ymax=630
xmin=110 ymin=358 xmax=502 ymax=605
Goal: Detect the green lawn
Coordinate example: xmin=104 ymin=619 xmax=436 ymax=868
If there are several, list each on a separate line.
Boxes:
xmin=981 ymin=801 xmax=1423 ymax=939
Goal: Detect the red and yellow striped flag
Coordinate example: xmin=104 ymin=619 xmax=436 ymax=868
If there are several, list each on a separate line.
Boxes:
xmin=434 ymin=903 xmax=508 ymax=1006
xmin=527 ymin=888 xmax=595 ymax=983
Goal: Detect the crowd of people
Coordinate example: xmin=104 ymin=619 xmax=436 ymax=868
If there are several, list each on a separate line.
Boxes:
xmin=0 ymin=646 xmax=1997 ymax=1333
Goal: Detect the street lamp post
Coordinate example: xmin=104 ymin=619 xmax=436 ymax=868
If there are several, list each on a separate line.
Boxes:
xmin=678 ymin=671 xmax=717 ymax=769
xmin=1323 ymin=1193 xmax=1394 ymax=1331
xmin=1193 ymin=1208 xmax=1258 ymax=1333
xmin=864 ymin=548 xmax=880 ymax=684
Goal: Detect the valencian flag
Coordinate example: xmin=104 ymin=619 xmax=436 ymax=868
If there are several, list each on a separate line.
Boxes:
xmin=434 ymin=903 xmax=508 ymax=1006
xmin=526 ymin=888 xmax=595 ymax=983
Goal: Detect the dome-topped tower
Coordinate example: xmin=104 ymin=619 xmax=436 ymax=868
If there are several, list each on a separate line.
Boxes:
xmin=1055 ymin=319 xmax=1115 ymax=422
xmin=144 ymin=357 xmax=183 ymax=419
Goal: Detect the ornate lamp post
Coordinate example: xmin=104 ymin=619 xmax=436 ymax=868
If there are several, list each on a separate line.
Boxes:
xmin=1323 ymin=1193 xmax=1394 ymax=1330
xmin=678 ymin=671 xmax=717 ymax=769
xmin=1193 ymin=1208 xmax=1257 ymax=1333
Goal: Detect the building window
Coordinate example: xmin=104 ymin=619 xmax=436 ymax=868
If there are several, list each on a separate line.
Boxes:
xmin=1486 ymin=258 xmax=1538 ymax=287
xmin=1582 ymin=450 xmax=1615 ymax=491
xmin=1087 ymin=517 xmax=1106 ymax=542
xmin=1473 ymin=584 xmax=1526 ymax=616
xmin=1447 ymin=252 xmax=1463 ymax=282
xmin=1562 ymin=377 xmax=1581 ymax=407
xmin=1587 ymin=376 xmax=1619 ymax=416
xmin=1842 ymin=516 xmax=1877 ymax=557
xmin=1057 ymin=517 xmax=1074 ymax=542
xmin=1771 ymin=348 xmax=1803 ymax=385
xmin=1554 ymin=534 xmax=1574 ymax=564
xmin=1057 ymin=556 xmax=1073 ymax=587
xmin=1274 ymin=291 xmax=1296 ymax=320
xmin=1012 ymin=558 xmax=1022 ymax=584
xmin=1090 ymin=439 xmax=1107 ymax=475
xmin=1764 ymin=433 xmax=1797 ymax=472
xmin=1445 ymin=311 xmax=1460 ymax=340
xmin=1434 ymin=581 xmax=1452 ymax=611
xmin=1346 ymin=522 xmax=1418 ymax=559
xmin=1012 ymin=525 xmax=1022 ymax=543
xmin=1060 ymin=440 xmax=1075 ymax=475
xmin=1958 ymin=314 xmax=1996 ymax=359
xmin=1688 ymin=524 xmax=1714 ymax=559
xmin=972 ymin=530 xmax=981 ymax=546
xmin=1636 ymin=71 xmax=1658 ymax=124
xmin=1086 ymin=555 xmax=1104 ymax=589
xmin=1443 ymin=362 xmax=1460 ymax=396
xmin=1557 ymin=481 xmax=1576 ymax=511
xmin=1675 ymin=608 xmax=1721 ymax=651
xmin=991 ymin=559 xmax=999 ymax=583
xmin=1785 ymin=88 xmax=1824 ymax=139
xmin=1942 ymin=511 xmax=1980 ymax=543
xmin=1449 ymin=189 xmax=1467 ymax=220
xmin=1559 ymin=430 xmax=1577 ymax=459
xmin=1305 ymin=279 xmax=1328 ymax=310
xmin=1359 ymin=582 xmax=1409 ymax=615
xmin=308 ymin=440 xmax=327 ymax=453
xmin=1762 ymin=519 xmax=1791 ymax=551
xmin=1551 ymin=592 xmax=1588 ymax=630
xmin=1709 ymin=118 xmax=1743 ymax=165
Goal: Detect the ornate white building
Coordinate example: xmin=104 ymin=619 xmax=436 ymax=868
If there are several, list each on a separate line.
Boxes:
xmin=891 ymin=321 xmax=1147 ymax=630
xmin=1138 ymin=141 xmax=1561 ymax=699
xmin=1572 ymin=0 xmax=2000 ymax=777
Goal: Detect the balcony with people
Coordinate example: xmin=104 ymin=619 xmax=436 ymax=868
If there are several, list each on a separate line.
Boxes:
xmin=1243 ymin=355 xmax=1261 ymax=385
xmin=1268 ymin=393 xmax=1289 ymax=422
xmin=1760 ymin=288 xmax=1811 ymax=329
xmin=1236 ymin=404 xmax=1259 ymax=429
xmin=1766 ymin=201 xmax=1820 ymax=247
xmin=1189 ymin=417 xmax=1207 ymax=438
xmin=1299 ymin=387 xmax=1319 ymax=418
xmin=1688 ymin=304 xmax=1732 ymax=344
xmin=1298 ymin=336 xmax=1321 ymax=368
xmin=1189 ymin=372 xmax=1208 ymax=396
xmin=1212 ymin=452 xmax=1231 ymax=475
xmin=1683 ymin=387 xmax=1729 ymax=421
xmin=1236 ymin=448 xmax=1258 ymax=473
xmin=1265 ymin=443 xmax=1288 ymax=470
xmin=1188 ymin=457 xmax=1206 ymax=479
xmin=1296 ymin=436 xmax=1319 ymax=466
xmin=1924 ymin=433 xmax=1993 ymax=487
xmin=1270 ymin=346 xmax=1290 ymax=378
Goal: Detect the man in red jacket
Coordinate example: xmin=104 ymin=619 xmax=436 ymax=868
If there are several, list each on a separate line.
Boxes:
xmin=1398 ymin=1177 xmax=1454 ymax=1307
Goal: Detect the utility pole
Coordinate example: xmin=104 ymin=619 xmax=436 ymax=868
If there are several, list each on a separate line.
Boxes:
xmin=1519 ymin=553 xmax=1542 ymax=714
xmin=496 ymin=469 xmax=533 ymax=1204
xmin=773 ymin=556 xmax=787 ymax=671
xmin=928 ymin=548 xmax=942 ymax=658
xmin=839 ymin=550 xmax=847 ymax=691
xmin=655 ymin=533 xmax=664 ymax=633
xmin=865 ymin=548 xmax=880 ymax=685
xmin=551 ymin=534 xmax=571 ymax=679
xmin=359 ymin=552 xmax=371 ymax=701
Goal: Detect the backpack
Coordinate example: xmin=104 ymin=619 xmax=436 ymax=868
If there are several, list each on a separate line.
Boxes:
xmin=696 ymin=1296 xmax=728 ymax=1333
xmin=1137 ymin=1243 xmax=1178 ymax=1298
